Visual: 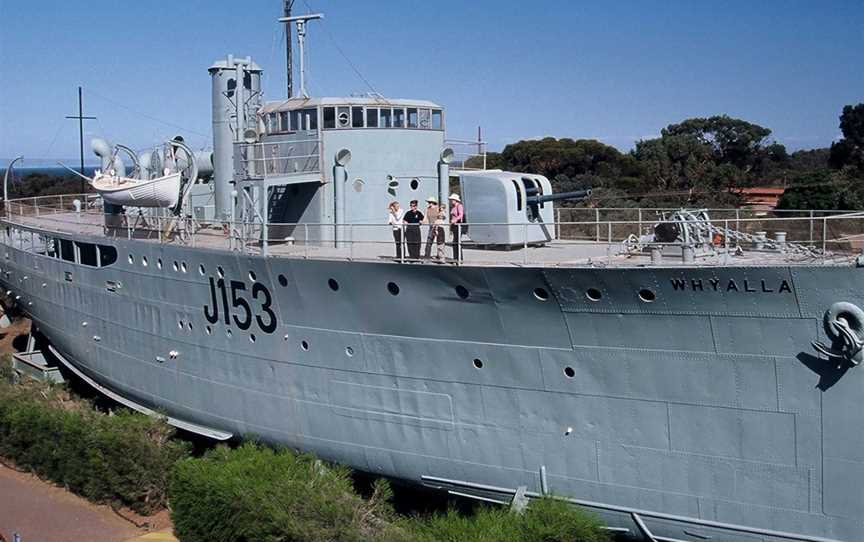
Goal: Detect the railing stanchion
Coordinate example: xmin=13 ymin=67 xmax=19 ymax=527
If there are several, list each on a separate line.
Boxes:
xmin=595 ymin=208 xmax=600 ymax=242
xmin=524 ymin=223 xmax=529 ymax=265
xmin=809 ymin=210 xmax=815 ymax=246
xmin=607 ymin=221 xmax=613 ymax=265
xmin=822 ymin=216 xmax=828 ymax=255
xmin=637 ymin=208 xmax=642 ymax=237
xmin=735 ymin=209 xmax=740 ymax=245
xmin=349 ymin=224 xmax=354 ymax=260
xmin=304 ymin=224 xmax=309 ymax=258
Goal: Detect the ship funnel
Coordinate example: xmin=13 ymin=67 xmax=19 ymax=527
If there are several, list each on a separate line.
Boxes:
xmin=90 ymin=138 xmax=126 ymax=177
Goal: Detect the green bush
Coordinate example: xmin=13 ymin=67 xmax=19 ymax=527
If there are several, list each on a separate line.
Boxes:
xmin=170 ymin=441 xmax=610 ymax=542
xmin=409 ymin=498 xmax=609 ymax=542
xmin=0 ymin=369 xmax=189 ymax=514
xmin=170 ymin=443 xmax=403 ymax=542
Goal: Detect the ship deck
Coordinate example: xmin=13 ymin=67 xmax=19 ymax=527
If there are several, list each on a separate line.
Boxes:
xmin=4 ymin=196 xmax=863 ymax=268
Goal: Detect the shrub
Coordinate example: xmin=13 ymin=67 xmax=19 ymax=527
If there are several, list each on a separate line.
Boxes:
xmin=0 ymin=367 xmax=189 ymax=514
xmin=409 ymin=497 xmax=609 ymax=542
xmin=169 ymin=443 xmax=403 ymax=542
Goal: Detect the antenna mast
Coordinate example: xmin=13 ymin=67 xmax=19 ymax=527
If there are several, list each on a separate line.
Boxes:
xmin=283 ymin=1 xmax=294 ymax=98
xmin=278 ymin=12 xmax=323 ymax=98
xmin=65 ymin=86 xmax=96 ymax=193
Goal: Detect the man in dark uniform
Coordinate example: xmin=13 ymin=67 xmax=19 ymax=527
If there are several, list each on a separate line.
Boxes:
xmin=403 ymin=200 xmax=424 ymax=261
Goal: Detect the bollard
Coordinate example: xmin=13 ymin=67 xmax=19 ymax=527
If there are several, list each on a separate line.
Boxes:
xmin=774 ymin=231 xmax=787 ymax=250
xmin=754 ymin=231 xmax=766 ymax=250
xmin=682 ymin=245 xmax=695 ymax=264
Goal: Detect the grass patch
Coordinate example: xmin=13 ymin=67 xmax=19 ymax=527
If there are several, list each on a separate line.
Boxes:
xmin=0 ymin=356 xmax=190 ymax=514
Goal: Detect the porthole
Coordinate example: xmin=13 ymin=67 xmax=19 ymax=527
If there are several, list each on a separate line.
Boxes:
xmin=283 ymin=334 xmax=290 ymax=341
xmin=217 ymin=266 xmax=225 ymax=278
xmin=353 ymin=179 xmax=364 ymax=192
xmin=157 ymin=258 xmax=163 ymax=269
xmin=187 ymin=322 xmax=193 ymax=331
xmin=181 ymin=262 xmax=188 ymax=273
xmin=638 ymin=289 xmax=656 ymax=303
xmin=586 ymin=288 xmax=602 ymax=302
xmin=473 ymin=358 xmax=484 ymax=369
xmin=142 ymin=256 xmax=148 ymax=267
xmin=455 ymin=285 xmax=469 ymax=299
xmin=250 ymin=334 xmax=256 ymax=343
xmin=533 ymin=287 xmax=550 ymax=301
xmin=345 ymin=346 xmax=354 ymax=357
xmin=249 ymin=271 xmax=257 ymax=282
xmin=410 ymin=178 xmax=419 ymax=190
xmin=387 ymin=282 xmax=399 ymax=295
xmin=278 ymin=274 xmax=288 ymax=287
xmin=301 ymin=340 xmax=309 ymax=351
xmin=328 ymin=278 xmax=339 ymax=291
xmin=226 ymin=329 xmax=233 ymax=338
xmin=172 ymin=261 xmax=179 ymax=272
xmin=564 ymin=366 xmax=575 ymax=378
xmin=205 ymin=325 xmax=212 ymax=335
xmin=199 ymin=264 xmax=206 ymax=276
xmin=128 ymin=254 xmax=134 ymax=264
xmin=177 ymin=320 xmax=184 ymax=330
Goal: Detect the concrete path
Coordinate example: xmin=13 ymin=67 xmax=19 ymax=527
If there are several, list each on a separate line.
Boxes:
xmin=0 ymin=464 xmax=175 ymax=542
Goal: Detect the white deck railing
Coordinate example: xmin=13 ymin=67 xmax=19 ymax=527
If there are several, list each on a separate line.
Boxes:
xmin=2 ymin=194 xmax=863 ymax=267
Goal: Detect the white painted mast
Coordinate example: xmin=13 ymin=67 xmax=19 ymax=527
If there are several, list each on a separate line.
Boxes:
xmin=278 ymin=13 xmax=323 ymax=98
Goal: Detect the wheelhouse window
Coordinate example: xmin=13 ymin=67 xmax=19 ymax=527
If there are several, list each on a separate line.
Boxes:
xmin=380 ymin=108 xmax=392 ymax=127
xmin=76 ymin=242 xmax=98 ymax=267
xmin=99 ymin=245 xmax=117 ymax=267
xmin=279 ymin=112 xmax=290 ymax=132
xmin=431 ymin=109 xmax=443 ymax=130
xmin=304 ymin=108 xmax=318 ymax=130
xmin=323 ymin=107 xmax=336 ymax=128
xmin=366 ymin=108 xmax=379 ymax=127
xmin=59 ymin=239 xmax=75 ymax=262
xmin=319 ymin=105 xmax=443 ymax=130
xmin=351 ymin=106 xmax=364 ymax=128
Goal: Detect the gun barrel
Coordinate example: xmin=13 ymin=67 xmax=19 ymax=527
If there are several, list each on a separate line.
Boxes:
xmin=526 ymin=189 xmax=592 ymax=205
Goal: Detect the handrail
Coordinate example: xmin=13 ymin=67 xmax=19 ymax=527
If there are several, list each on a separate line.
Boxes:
xmin=3 ymin=196 xmax=863 ymax=268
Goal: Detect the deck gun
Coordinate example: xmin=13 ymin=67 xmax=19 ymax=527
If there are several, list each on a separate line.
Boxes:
xmin=524 ymin=187 xmax=592 ymax=220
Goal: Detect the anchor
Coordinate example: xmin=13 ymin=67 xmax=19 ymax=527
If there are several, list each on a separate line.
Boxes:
xmin=812 ymin=302 xmax=864 ymax=368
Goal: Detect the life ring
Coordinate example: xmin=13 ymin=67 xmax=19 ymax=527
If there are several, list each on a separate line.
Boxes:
xmin=823 ymin=301 xmax=864 ymax=341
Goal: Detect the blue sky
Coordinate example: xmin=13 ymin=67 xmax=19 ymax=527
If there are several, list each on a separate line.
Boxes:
xmin=1 ymin=0 xmax=861 ymax=163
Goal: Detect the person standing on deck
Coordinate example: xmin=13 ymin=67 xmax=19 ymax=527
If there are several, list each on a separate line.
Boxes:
xmin=424 ymin=196 xmax=443 ymax=259
xmin=387 ymin=201 xmax=405 ymax=260
xmin=448 ymin=194 xmax=464 ymax=261
xmin=403 ymin=200 xmax=424 ymax=261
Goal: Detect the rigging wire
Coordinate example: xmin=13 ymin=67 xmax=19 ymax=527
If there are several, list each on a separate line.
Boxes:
xmin=301 ymin=0 xmax=384 ymax=99
xmin=83 ymin=88 xmax=211 ymax=141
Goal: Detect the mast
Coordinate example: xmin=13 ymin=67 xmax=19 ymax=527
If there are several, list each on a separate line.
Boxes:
xmin=65 ymin=86 xmax=96 ymax=193
xmin=278 ymin=13 xmax=323 ymax=98
xmin=283 ymin=0 xmax=294 ymax=98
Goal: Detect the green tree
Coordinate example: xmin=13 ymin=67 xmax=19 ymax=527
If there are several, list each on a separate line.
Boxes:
xmin=829 ymin=104 xmax=864 ymax=170
xmin=661 ymin=115 xmax=773 ymax=170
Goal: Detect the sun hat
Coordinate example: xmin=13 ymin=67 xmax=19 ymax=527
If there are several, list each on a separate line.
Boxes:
xmin=426 ymin=196 xmax=438 ymax=204
xmin=448 ymin=193 xmax=461 ymax=203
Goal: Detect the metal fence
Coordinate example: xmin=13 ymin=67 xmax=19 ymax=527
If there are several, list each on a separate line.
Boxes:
xmin=3 ymin=194 xmax=864 ymax=267
xmin=233 ymin=137 xmax=322 ymax=179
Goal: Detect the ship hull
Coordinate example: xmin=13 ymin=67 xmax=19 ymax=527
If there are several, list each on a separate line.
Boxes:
xmin=1 ymin=232 xmax=861 ymax=542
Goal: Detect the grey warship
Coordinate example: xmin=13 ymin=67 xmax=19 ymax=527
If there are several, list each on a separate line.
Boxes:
xmin=2 ymin=9 xmax=863 ymax=542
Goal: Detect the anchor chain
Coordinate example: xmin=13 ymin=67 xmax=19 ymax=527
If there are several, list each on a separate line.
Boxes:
xmin=812 ymin=302 xmax=864 ymax=367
